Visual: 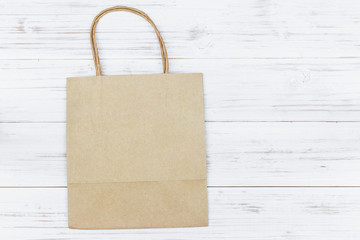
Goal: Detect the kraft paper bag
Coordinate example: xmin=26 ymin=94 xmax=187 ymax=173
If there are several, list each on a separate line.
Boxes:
xmin=66 ymin=6 xmax=208 ymax=229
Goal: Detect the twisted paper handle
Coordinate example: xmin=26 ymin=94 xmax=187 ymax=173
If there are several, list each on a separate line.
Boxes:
xmin=90 ymin=6 xmax=169 ymax=76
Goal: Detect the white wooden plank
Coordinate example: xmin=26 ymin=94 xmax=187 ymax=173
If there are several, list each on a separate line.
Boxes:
xmin=0 ymin=0 xmax=360 ymax=59
xmin=1 ymin=59 xmax=360 ymax=122
xmin=0 ymin=187 xmax=359 ymax=239
xmin=1 ymin=122 xmax=359 ymax=187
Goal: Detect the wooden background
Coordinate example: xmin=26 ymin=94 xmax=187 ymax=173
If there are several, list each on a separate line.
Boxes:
xmin=1 ymin=0 xmax=360 ymax=239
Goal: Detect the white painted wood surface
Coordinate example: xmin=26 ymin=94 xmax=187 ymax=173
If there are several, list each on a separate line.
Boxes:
xmin=1 ymin=188 xmax=360 ymax=239
xmin=0 ymin=0 xmax=359 ymax=239
xmin=1 ymin=122 xmax=360 ymax=186
xmin=1 ymin=59 xmax=360 ymax=122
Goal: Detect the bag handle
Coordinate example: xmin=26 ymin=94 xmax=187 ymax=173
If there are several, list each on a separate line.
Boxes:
xmin=90 ymin=6 xmax=169 ymax=76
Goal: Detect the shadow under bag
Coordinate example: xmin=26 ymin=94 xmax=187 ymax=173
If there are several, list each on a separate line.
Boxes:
xmin=66 ymin=6 xmax=208 ymax=229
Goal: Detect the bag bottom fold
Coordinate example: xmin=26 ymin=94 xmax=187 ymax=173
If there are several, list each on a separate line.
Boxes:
xmin=68 ymin=179 xmax=208 ymax=229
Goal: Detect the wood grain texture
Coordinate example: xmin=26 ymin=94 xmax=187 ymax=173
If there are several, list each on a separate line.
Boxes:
xmin=0 ymin=188 xmax=359 ymax=239
xmin=0 ymin=0 xmax=360 ymax=238
xmin=1 ymin=0 xmax=360 ymax=59
xmin=1 ymin=122 xmax=359 ymax=187
xmin=1 ymin=59 xmax=360 ymax=122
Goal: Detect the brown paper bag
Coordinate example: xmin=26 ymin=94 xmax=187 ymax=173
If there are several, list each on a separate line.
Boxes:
xmin=66 ymin=6 xmax=208 ymax=229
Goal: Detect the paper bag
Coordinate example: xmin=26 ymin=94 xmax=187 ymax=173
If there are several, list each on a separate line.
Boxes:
xmin=66 ymin=6 xmax=208 ymax=229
